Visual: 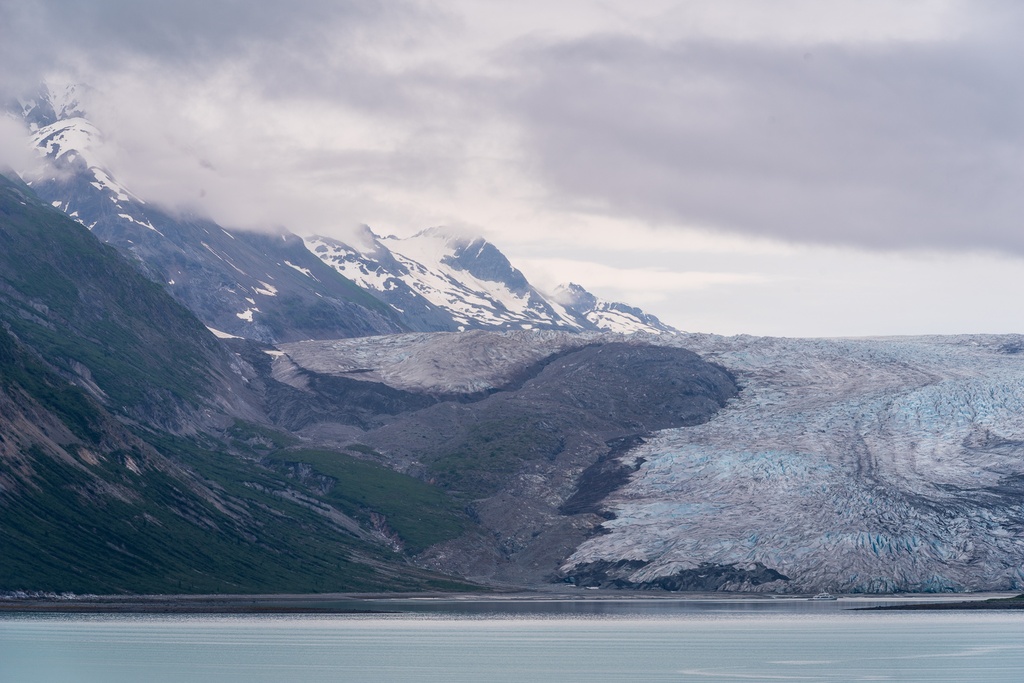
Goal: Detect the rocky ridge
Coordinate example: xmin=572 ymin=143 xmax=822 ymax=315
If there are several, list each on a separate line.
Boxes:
xmin=305 ymin=228 xmax=677 ymax=335
xmin=9 ymin=84 xmax=677 ymax=340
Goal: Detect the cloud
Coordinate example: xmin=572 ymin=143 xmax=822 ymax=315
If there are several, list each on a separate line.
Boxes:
xmin=0 ymin=116 xmax=52 ymax=179
xmin=6 ymin=0 xmax=1024 ymax=259
xmin=0 ymin=0 xmax=490 ymax=235
xmin=0 ymin=1 xmax=449 ymax=119
xmin=74 ymin=63 xmax=495 ymax=234
xmin=509 ymin=22 xmax=1024 ymax=254
xmin=519 ymin=257 xmax=767 ymax=301
xmin=1 ymin=1 xmax=391 ymax=77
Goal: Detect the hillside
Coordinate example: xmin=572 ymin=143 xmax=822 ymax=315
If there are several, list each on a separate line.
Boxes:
xmin=0 ymin=174 xmax=473 ymax=594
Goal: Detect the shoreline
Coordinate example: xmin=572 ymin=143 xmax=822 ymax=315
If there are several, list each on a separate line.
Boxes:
xmin=857 ymin=594 xmax=1024 ymax=611
xmin=2 ymin=590 xmax=1020 ymax=614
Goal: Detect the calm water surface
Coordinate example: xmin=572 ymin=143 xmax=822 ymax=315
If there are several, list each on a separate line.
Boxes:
xmin=2 ymin=599 xmax=1022 ymax=682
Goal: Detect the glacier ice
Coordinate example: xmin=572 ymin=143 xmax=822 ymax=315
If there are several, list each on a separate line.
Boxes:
xmin=563 ymin=334 xmax=1024 ymax=593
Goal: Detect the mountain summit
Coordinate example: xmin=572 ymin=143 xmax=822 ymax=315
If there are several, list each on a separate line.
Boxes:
xmin=306 ymin=227 xmax=678 ymax=334
xmin=8 ymin=84 xmax=678 ymax=340
xmin=9 ymin=84 xmax=405 ymax=343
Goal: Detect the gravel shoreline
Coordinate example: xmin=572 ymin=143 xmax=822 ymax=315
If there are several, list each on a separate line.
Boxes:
xmin=3 ymin=591 xmax=1021 ymax=614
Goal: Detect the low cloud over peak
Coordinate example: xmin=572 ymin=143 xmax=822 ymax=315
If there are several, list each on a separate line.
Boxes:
xmin=6 ymin=1 xmax=1024 ymax=335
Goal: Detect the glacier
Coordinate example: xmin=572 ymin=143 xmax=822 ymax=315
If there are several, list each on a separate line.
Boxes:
xmin=563 ymin=334 xmax=1024 ymax=593
xmin=276 ymin=329 xmax=597 ymax=395
xmin=275 ymin=330 xmax=1024 ymax=592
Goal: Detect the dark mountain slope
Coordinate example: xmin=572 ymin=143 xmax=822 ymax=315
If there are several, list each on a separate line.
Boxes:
xmin=29 ymin=167 xmax=406 ymax=342
xmin=0 ymin=174 xmax=237 ymax=427
xmin=0 ymin=175 xmax=474 ymax=594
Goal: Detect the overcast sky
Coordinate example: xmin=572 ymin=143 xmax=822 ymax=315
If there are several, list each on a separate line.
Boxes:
xmin=3 ymin=0 xmax=1024 ymax=336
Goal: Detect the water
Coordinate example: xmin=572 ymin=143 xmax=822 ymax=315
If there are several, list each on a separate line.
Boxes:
xmin=2 ymin=599 xmax=1022 ymax=682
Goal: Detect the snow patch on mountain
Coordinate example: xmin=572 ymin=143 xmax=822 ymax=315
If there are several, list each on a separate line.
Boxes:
xmin=28 ymin=117 xmax=140 ymax=207
xmin=306 ymin=228 xmax=677 ymax=335
xmin=284 ymin=260 xmax=317 ymax=279
xmin=305 ymin=233 xmax=399 ymax=294
xmin=551 ymin=283 xmax=677 ymax=335
xmin=253 ymin=281 xmax=278 ymax=296
xmin=207 ymin=327 xmax=243 ymax=339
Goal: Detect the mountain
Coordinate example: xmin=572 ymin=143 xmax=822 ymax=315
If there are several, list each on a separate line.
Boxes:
xmin=305 ymin=227 xmax=678 ymax=334
xmin=9 ymin=84 xmax=677 ymax=339
xmin=0 ymin=173 xmax=476 ymax=594
xmin=10 ymin=84 xmax=405 ymax=343
xmin=10 ymin=83 xmax=1021 ymax=597
xmin=550 ymin=282 xmax=678 ymax=335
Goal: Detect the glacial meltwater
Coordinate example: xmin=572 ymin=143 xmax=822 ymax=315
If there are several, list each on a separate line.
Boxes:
xmin=2 ymin=598 xmax=1022 ymax=682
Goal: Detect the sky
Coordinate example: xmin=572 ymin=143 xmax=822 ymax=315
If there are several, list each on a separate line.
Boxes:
xmin=2 ymin=0 xmax=1024 ymax=337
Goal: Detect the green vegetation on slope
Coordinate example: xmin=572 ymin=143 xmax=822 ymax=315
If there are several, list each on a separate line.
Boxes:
xmin=270 ymin=449 xmax=470 ymax=554
xmin=0 ymin=176 xmax=475 ymax=594
xmin=0 ymin=175 xmax=217 ymax=413
xmin=226 ymin=419 xmax=300 ymax=452
xmin=226 ymin=423 xmax=470 ymax=554
xmin=0 ymin=431 xmax=476 ymax=594
xmin=0 ymin=326 xmax=104 ymax=443
xmin=429 ymin=417 xmax=565 ymax=499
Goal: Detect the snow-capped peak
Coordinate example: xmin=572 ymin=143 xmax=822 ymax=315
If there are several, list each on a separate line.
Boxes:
xmin=13 ymin=83 xmax=144 ymax=214
xmin=306 ymin=227 xmax=581 ymax=332
xmin=305 ymin=228 xmax=678 ymax=335
xmin=551 ymin=282 xmax=678 ymax=335
xmin=550 ymin=282 xmax=597 ymax=309
xmin=17 ymin=82 xmax=89 ymax=130
xmin=27 ymin=115 xmax=142 ymax=206
xmin=46 ymin=83 xmax=87 ymax=122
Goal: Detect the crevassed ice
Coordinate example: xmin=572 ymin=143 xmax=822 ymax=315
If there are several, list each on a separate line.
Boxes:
xmin=563 ymin=334 xmax=1024 ymax=593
